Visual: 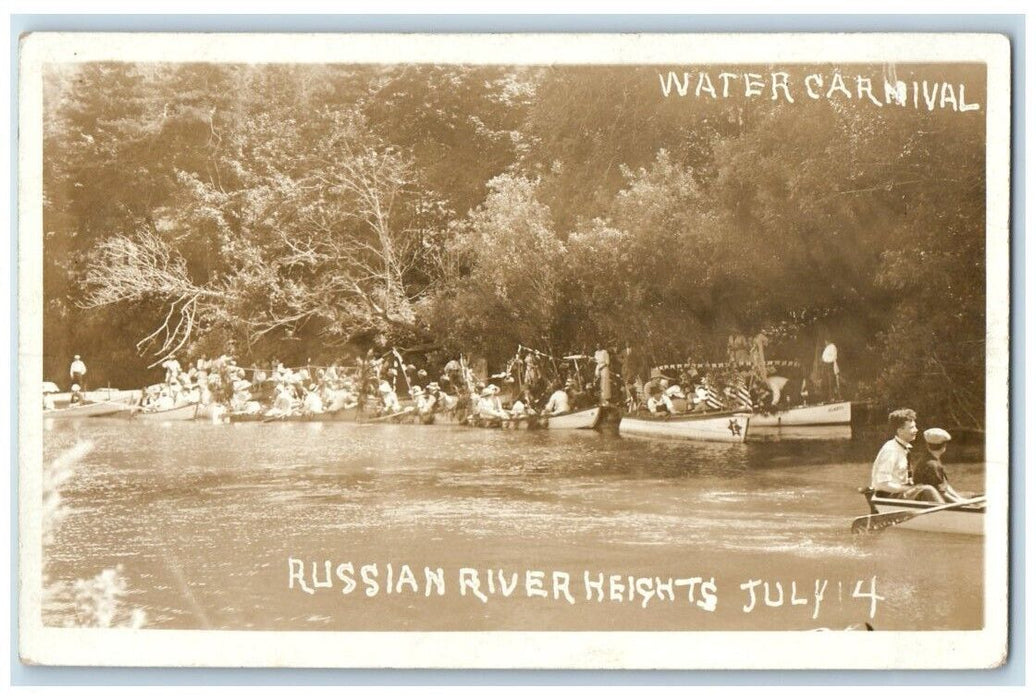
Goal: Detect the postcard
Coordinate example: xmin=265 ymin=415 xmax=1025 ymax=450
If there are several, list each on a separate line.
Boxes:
xmin=18 ymin=32 xmax=1011 ymax=669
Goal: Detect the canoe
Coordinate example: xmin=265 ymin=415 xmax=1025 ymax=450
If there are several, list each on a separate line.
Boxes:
xmin=465 ymin=413 xmax=547 ymax=430
xmin=44 ymin=400 xmax=131 ymax=419
xmin=135 ymin=402 xmax=200 ymax=422
xmin=544 ymin=407 xmax=603 ymax=430
xmin=751 ymin=401 xmax=851 ymax=427
xmin=85 ymin=388 xmax=143 ymax=406
xmin=863 ymin=492 xmax=984 ymax=536
xmin=231 ymin=407 xmax=363 ymax=423
xmin=619 ymin=411 xmax=750 ymax=443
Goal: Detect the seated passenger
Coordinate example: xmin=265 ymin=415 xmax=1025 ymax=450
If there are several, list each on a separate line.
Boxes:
xmin=478 ymin=384 xmax=509 ymax=421
xmin=912 ymin=428 xmax=970 ymax=503
xmin=266 ymin=383 xmax=295 ymax=417
xmin=646 ymin=385 xmax=674 ymax=414
xmin=543 ymin=383 xmax=571 ymax=415
xmin=511 ymin=388 xmax=536 ymax=419
xmin=153 ymin=389 xmax=175 ymax=411
xmin=379 ymin=380 xmax=401 ymax=414
xmin=302 ymin=384 xmax=324 ymax=415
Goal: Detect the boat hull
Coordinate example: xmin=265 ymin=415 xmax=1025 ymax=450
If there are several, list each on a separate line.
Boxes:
xmin=229 ymin=407 xmax=362 ymax=423
xmin=619 ymin=412 xmax=750 ymax=443
xmin=868 ymin=495 xmax=984 ymax=536
xmin=544 ymin=407 xmax=601 ymax=430
xmin=751 ymin=401 xmax=852 ymax=427
xmin=44 ymin=401 xmax=131 ymax=419
xmin=136 ymin=403 xmax=200 ymax=421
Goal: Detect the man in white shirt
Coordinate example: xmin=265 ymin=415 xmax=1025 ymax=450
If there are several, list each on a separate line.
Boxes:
xmin=69 ymin=355 xmax=87 ymax=390
xmin=869 ymin=408 xmax=941 ymax=501
xmin=543 ymin=383 xmax=571 ymax=415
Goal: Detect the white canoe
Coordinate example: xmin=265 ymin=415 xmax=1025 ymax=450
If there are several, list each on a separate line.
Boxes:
xmin=136 ymin=402 xmax=199 ymax=422
xmin=751 ymin=401 xmax=852 ymax=427
xmin=867 ymin=494 xmax=984 ymax=536
xmin=619 ymin=412 xmax=750 ymax=443
xmin=85 ymin=388 xmax=143 ymax=405
xmin=44 ymin=401 xmax=131 ymax=419
xmin=544 ymin=407 xmax=602 ymax=430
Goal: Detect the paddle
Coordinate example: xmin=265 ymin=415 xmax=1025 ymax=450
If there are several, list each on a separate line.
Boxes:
xmin=851 ymin=495 xmax=986 ymax=534
xmin=366 ymin=407 xmax=415 ymax=423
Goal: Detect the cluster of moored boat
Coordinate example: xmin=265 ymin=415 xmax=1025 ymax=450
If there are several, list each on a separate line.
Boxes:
xmin=44 ymin=383 xmax=855 ymax=444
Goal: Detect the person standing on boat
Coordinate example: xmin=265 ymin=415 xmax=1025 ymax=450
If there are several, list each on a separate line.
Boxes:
xmin=869 ymin=408 xmax=942 ymax=502
xmin=69 ymin=355 xmax=87 ymax=391
xmin=912 ymin=428 xmax=969 ymax=503
xmin=821 ymin=339 xmax=841 ymax=401
xmin=750 ymin=332 xmax=769 ymax=383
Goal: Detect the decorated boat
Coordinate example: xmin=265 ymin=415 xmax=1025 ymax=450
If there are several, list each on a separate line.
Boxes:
xmin=44 ymin=400 xmax=132 ymax=419
xmin=135 ymin=402 xmax=200 ymax=422
xmin=619 ymin=411 xmax=750 ymax=443
xmin=751 ymin=400 xmax=852 ymax=427
xmin=860 ymin=490 xmax=984 ymax=536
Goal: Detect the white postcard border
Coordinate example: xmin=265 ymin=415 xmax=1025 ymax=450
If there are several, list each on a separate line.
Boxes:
xmin=17 ymin=31 xmax=1012 ymax=669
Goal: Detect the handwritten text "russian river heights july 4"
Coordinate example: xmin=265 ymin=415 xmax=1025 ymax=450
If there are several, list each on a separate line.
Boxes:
xmin=658 ymin=70 xmax=980 ymax=112
xmin=287 ymin=559 xmax=884 ymax=620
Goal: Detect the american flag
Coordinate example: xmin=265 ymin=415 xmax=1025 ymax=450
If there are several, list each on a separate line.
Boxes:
xmin=703 ymin=386 xmax=726 ymax=411
xmin=731 ymin=378 xmax=754 ymax=410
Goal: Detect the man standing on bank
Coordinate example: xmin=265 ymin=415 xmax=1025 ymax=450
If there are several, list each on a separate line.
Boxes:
xmin=869 ymin=408 xmax=942 ymax=502
xmin=69 ymin=354 xmax=87 ymax=391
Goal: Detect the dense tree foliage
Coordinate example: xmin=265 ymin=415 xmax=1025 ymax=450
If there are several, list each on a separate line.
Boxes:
xmin=41 ymin=62 xmax=989 ymax=427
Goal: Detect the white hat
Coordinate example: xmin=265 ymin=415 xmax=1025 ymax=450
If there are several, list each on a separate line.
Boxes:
xmin=924 ymin=428 xmax=952 ymax=445
xmin=73 ymin=354 xmax=81 ymax=359
xmin=410 ymin=385 xmax=425 ymax=396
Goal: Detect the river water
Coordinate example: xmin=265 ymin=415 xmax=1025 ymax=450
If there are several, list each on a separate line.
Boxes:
xmin=41 ymin=418 xmax=986 ymax=632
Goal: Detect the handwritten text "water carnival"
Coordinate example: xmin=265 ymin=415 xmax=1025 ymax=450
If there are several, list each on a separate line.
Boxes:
xmin=658 ymin=70 xmax=980 ymax=112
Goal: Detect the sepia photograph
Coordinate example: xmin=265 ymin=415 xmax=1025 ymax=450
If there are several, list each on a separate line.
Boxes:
xmin=17 ymin=32 xmax=1011 ymax=669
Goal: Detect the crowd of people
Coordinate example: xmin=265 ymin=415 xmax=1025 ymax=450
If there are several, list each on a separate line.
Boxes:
xmin=130 ymin=349 xmax=608 ymax=424
xmin=63 ymin=341 xmax=839 ymax=423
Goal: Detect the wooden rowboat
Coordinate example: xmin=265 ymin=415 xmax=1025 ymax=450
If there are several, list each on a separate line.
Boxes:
xmin=863 ymin=491 xmax=984 ymax=536
xmin=619 ymin=411 xmax=750 ymax=443
xmin=44 ymin=400 xmax=131 ymax=419
xmin=135 ymin=402 xmax=200 ymax=422
xmin=751 ymin=401 xmax=852 ymax=427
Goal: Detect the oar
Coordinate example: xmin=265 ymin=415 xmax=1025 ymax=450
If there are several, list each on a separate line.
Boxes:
xmin=851 ymin=495 xmax=986 ymax=534
xmin=366 ymin=407 xmax=415 ymax=423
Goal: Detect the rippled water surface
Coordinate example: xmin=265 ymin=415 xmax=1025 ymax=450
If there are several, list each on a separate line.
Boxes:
xmin=42 ymin=418 xmax=986 ymax=631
